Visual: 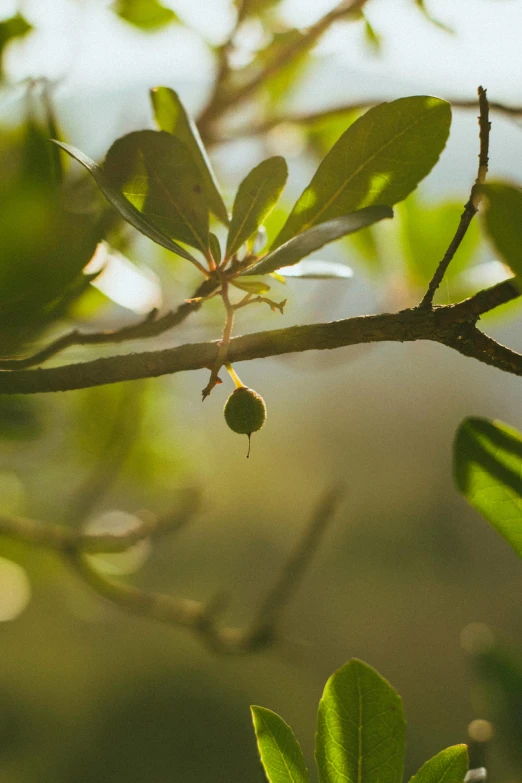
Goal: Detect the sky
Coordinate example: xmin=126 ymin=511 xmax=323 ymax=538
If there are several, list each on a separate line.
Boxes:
xmin=2 ymin=0 xmax=522 ymax=103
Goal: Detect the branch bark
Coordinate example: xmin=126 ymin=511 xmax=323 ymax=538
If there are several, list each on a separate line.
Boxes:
xmin=0 ymin=279 xmax=519 ymax=394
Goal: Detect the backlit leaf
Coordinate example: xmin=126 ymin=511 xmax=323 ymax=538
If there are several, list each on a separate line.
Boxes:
xmin=150 ymin=87 xmax=229 ymax=224
xmin=273 ymin=96 xmax=451 ymax=248
xmin=251 ymin=706 xmax=311 ymax=783
xmin=209 ymin=233 xmax=222 ymax=265
xmin=232 ymin=278 xmax=271 ymax=294
xmin=399 ymin=194 xmax=480 ymax=289
xmin=454 ymin=417 xmax=522 ymax=558
xmin=316 ymin=658 xmax=405 ymax=783
xmin=103 ymin=130 xmax=210 ymax=256
xmin=246 ymin=206 xmax=392 ymax=275
xmin=409 ymin=746 xmax=468 ymax=783
xmin=54 ymin=141 xmax=201 ymax=265
xmin=480 ymin=183 xmax=522 ymax=278
xmin=226 ymin=157 xmax=288 ymax=259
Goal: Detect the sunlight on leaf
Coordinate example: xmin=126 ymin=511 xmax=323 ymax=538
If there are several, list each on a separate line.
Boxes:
xmin=103 ymin=130 xmax=210 ymax=256
xmin=54 ymin=141 xmax=202 ymax=265
xmin=247 ymin=206 xmax=392 ymax=275
xmin=273 ymin=96 xmax=451 ymax=249
xmin=226 ymin=157 xmax=288 ymax=259
xmin=315 ymin=658 xmax=405 ymax=783
xmin=480 ymin=182 xmax=522 ymax=278
xmin=251 ymin=706 xmax=311 ymax=783
xmin=454 ymin=417 xmax=522 ymax=558
xmin=232 ymin=278 xmax=271 ymax=294
xmin=151 ymin=87 xmax=229 ymax=224
xmin=408 ymin=745 xmax=468 ymax=783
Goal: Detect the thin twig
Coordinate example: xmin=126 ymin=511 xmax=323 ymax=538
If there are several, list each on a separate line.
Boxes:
xmin=0 ymin=277 xmax=519 ymax=394
xmin=0 ymin=278 xmax=218 ymax=370
xmin=0 ymin=491 xmax=200 ymax=554
xmin=421 ymin=86 xmax=490 ymax=309
xmin=201 ymin=276 xmax=235 ymax=399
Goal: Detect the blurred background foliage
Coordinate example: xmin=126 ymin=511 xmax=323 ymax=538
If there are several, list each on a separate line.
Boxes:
xmin=0 ymin=0 xmax=522 ymax=781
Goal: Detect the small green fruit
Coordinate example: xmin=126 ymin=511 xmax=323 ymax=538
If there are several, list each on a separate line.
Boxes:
xmin=224 ymin=386 xmax=266 ymax=456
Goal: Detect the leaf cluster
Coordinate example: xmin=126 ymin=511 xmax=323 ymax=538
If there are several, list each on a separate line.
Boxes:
xmin=251 ymin=658 xmax=468 ymax=783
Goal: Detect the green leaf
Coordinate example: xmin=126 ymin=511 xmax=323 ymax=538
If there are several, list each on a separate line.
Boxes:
xmin=103 ymin=130 xmax=210 ymax=256
xmin=251 ymin=706 xmax=311 ymax=783
xmin=480 ymin=183 xmax=522 ymax=277
xmin=246 ymin=206 xmax=392 ymax=275
xmin=112 ymin=0 xmax=179 ymax=30
xmin=363 ymin=15 xmax=381 ymax=53
xmin=315 ymin=658 xmax=405 ymax=783
xmin=209 ymin=232 xmax=222 ymax=265
xmin=454 ymin=417 xmax=522 ymax=558
xmin=226 ymin=157 xmax=288 ymax=259
xmin=409 ymin=746 xmax=468 ymax=783
xmin=273 ymin=96 xmax=451 ymax=249
xmin=150 ymin=87 xmax=229 ymax=224
xmin=54 ymin=141 xmax=201 ymax=265
xmin=232 ymin=278 xmax=271 ymax=294
xmin=277 ymin=260 xmax=353 ymax=280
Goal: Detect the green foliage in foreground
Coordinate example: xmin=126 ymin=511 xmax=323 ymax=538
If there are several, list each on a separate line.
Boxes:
xmin=251 ymin=658 xmax=468 ymax=783
xmin=454 ymin=417 xmax=522 ymax=559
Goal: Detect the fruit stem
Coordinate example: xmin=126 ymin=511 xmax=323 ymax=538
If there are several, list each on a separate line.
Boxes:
xmin=201 ymin=276 xmax=235 ymax=399
xmin=225 ymin=362 xmax=244 ymax=389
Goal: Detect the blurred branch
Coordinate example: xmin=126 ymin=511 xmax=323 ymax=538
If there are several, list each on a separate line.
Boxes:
xmin=0 ymin=278 xmax=520 ymax=394
xmin=421 ymin=86 xmax=490 ymax=309
xmin=0 ymin=488 xmax=341 ymax=655
xmin=197 ymin=0 xmax=368 ymax=139
xmin=0 ymin=490 xmax=200 ymax=553
xmin=240 ymin=486 xmax=343 ymax=649
xmin=214 ymin=95 xmax=522 ymax=142
xmin=0 ymin=278 xmax=218 ymax=370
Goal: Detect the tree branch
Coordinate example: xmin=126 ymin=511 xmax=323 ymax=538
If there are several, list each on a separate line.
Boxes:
xmin=0 ymin=488 xmax=340 ymax=655
xmin=0 ymin=278 xmax=217 ymax=370
xmin=0 ymin=279 xmax=519 ymax=395
xmin=421 ymin=86 xmax=490 ymax=309
xmin=198 ymin=0 xmax=368 ymax=138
